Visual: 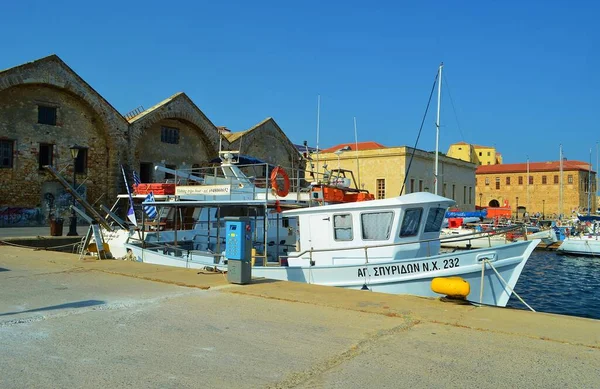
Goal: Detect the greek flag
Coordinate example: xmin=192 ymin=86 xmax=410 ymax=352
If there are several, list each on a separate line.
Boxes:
xmin=132 ymin=170 xmax=141 ymax=186
xmin=143 ymin=192 xmax=158 ymax=220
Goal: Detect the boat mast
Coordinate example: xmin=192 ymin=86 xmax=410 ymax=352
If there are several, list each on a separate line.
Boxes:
xmin=315 ymin=95 xmax=321 ymax=183
xmin=588 ymin=148 xmax=592 ymax=216
xmin=559 ymin=144 xmax=563 ymax=218
xmin=526 ymin=157 xmax=530 ymax=213
xmin=353 ymin=116 xmax=361 ymax=189
xmin=434 ymin=62 xmax=443 ymax=195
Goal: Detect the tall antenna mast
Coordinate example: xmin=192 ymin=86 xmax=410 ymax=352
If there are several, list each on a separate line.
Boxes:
xmin=559 ymin=144 xmax=563 ymax=218
xmin=353 ymin=116 xmax=361 ymax=188
xmin=315 ymin=95 xmax=321 ymax=183
xmin=434 ymin=62 xmax=443 ymax=195
xmin=588 ymin=148 xmax=592 ymax=216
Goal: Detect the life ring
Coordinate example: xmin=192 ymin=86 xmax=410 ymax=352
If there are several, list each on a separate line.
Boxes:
xmin=270 ymin=166 xmax=290 ymax=197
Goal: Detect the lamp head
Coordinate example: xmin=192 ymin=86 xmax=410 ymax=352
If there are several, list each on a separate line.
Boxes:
xmin=70 ymin=145 xmax=81 ymax=159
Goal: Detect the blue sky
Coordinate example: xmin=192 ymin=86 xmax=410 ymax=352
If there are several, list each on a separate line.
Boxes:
xmin=2 ymin=0 xmax=599 ymax=166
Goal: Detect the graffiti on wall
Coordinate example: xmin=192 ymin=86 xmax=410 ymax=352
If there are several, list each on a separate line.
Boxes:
xmin=0 ymin=207 xmax=43 ymax=227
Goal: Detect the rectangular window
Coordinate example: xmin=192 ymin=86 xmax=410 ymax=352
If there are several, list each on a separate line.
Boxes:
xmin=542 ymin=175 xmax=547 ymax=184
xmin=418 ymin=180 xmax=423 ymax=192
xmin=463 ymin=186 xmax=467 ymax=203
xmin=487 ymin=151 xmax=491 ymax=156
xmin=442 ymin=183 xmax=447 ymax=197
xmin=376 ymin=178 xmax=385 ymax=199
xmin=361 ymin=212 xmax=393 ymax=240
xmin=495 ymin=177 xmax=500 ymax=190
xmin=38 ymin=106 xmax=57 ymax=126
xmin=485 ymin=177 xmax=489 ymax=186
xmin=468 ymin=187 xmax=472 ymax=204
xmin=400 ymin=208 xmax=423 ymax=237
xmin=39 ymin=143 xmax=54 ymax=170
xmin=75 ymin=148 xmax=88 ymax=174
xmin=424 ymin=207 xmax=445 ymax=233
xmin=333 ymin=214 xmax=353 ymax=241
xmin=479 ymin=152 xmax=482 ymax=156
xmin=161 ymin=126 xmax=180 ymax=144
xmin=452 ymin=184 xmax=456 ymax=200
xmin=554 ymin=175 xmax=559 ymax=184
xmin=506 ymin=177 xmax=510 ymax=185
xmin=518 ymin=176 xmax=523 ymax=185
xmin=528 ymin=176 xmax=533 ymax=185
xmin=568 ymin=175 xmax=573 ymax=184
xmin=0 ymin=140 xmax=14 ymax=168
xmin=410 ymin=178 xmax=415 ymax=194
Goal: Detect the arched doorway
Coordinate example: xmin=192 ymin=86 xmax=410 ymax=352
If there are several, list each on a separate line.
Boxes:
xmin=488 ymin=199 xmax=500 ymax=207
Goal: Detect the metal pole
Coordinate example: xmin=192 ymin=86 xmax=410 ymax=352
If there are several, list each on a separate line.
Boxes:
xmin=434 ymin=62 xmax=443 ymax=195
xmin=353 ymin=117 xmax=361 ymax=189
xmin=67 ymin=157 xmax=78 ymax=236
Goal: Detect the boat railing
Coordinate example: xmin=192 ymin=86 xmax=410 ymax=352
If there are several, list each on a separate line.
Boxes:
xmin=283 ymin=224 xmax=527 ymax=262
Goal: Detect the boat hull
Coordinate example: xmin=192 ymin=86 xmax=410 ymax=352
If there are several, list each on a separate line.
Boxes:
xmin=557 ymin=236 xmax=600 ymax=256
xmin=127 ymin=240 xmax=537 ymax=307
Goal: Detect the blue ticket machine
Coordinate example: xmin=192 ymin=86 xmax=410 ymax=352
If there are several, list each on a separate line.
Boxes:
xmin=225 ymin=217 xmax=252 ymax=284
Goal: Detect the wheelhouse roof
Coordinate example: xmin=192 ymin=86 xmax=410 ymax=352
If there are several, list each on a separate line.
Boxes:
xmin=283 ymin=192 xmax=455 ymax=217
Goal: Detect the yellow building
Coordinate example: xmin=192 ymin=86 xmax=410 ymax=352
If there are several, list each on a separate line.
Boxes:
xmin=475 ymin=160 xmax=597 ymax=218
xmin=447 ymin=142 xmax=503 ymax=166
xmin=310 ymin=142 xmax=477 ymax=210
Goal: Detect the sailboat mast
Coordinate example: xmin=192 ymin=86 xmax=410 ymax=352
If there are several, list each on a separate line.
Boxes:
xmin=526 ymin=157 xmax=530 ymax=213
xmin=559 ymin=145 xmax=563 ymax=218
xmin=588 ymin=148 xmax=592 ymax=216
xmin=434 ymin=62 xmax=443 ymax=195
xmin=315 ymin=95 xmax=321 ymax=182
xmin=353 ymin=117 xmax=361 ymax=189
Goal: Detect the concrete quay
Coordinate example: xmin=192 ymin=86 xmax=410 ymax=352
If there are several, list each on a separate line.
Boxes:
xmin=0 ymin=246 xmax=598 ymax=389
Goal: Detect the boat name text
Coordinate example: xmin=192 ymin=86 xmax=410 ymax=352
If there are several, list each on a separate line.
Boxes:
xmin=357 ymin=258 xmax=460 ymax=278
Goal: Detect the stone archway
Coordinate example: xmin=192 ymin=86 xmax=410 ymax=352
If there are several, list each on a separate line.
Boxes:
xmin=488 ymin=199 xmax=500 ymax=207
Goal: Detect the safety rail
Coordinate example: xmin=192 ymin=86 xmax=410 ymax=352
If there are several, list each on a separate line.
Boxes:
xmin=282 ymin=224 xmax=528 ymax=262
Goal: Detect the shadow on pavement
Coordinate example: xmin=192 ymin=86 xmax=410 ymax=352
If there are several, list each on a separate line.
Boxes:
xmin=0 ymin=299 xmax=105 ymax=317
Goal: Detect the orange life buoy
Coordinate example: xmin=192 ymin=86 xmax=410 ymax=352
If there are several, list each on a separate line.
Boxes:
xmin=270 ymin=166 xmax=290 ymax=197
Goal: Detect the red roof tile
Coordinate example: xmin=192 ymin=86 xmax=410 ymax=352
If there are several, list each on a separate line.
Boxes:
xmin=320 ymin=141 xmax=385 ymax=153
xmin=476 ymin=160 xmax=594 ymax=174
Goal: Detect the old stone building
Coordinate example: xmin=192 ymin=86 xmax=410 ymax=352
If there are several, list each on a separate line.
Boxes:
xmin=313 ymin=142 xmax=477 ymax=210
xmin=127 ymin=93 xmax=222 ymax=182
xmin=0 ymin=55 xmax=300 ymax=226
xmin=220 ymin=117 xmax=304 ymax=183
xmin=476 ymin=160 xmax=597 ymax=218
xmin=447 ymin=142 xmax=503 ymax=166
xmin=0 ymin=55 xmax=130 ymax=225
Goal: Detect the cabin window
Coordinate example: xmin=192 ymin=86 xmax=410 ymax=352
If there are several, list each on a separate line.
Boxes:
xmin=399 ymin=208 xmax=422 ymax=237
xmin=424 ymin=207 xmax=445 ymax=233
xmin=333 ymin=214 xmax=353 ymax=241
xmin=361 ymin=212 xmax=393 ymax=240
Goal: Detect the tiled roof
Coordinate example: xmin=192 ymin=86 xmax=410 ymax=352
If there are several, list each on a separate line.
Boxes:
xmin=320 ymin=141 xmax=385 ymax=153
xmin=476 ymin=160 xmax=594 ymax=174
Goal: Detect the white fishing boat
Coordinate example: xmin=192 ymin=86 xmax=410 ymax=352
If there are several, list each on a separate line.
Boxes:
xmin=557 ymin=234 xmax=600 ymax=256
xmin=439 ymin=225 xmax=557 ymax=249
xmin=127 ymin=192 xmax=538 ymax=307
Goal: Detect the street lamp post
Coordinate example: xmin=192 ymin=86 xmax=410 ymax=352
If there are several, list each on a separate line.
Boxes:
xmin=516 ymin=196 xmax=519 ymax=221
xmin=67 ymin=145 xmax=81 ymax=236
xmin=542 ymin=199 xmax=545 ymax=220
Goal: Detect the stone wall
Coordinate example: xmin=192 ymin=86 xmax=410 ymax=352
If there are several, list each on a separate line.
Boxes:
xmin=476 ymin=170 xmax=597 ymax=216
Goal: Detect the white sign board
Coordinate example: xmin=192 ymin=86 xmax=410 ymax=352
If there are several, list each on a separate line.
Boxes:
xmin=175 ymin=185 xmax=231 ymax=196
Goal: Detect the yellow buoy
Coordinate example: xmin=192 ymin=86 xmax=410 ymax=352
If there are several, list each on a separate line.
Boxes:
xmin=431 ymin=277 xmax=470 ymax=299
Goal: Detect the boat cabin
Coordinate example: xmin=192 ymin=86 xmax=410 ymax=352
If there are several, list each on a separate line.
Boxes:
xmin=283 ymin=192 xmax=455 ymax=266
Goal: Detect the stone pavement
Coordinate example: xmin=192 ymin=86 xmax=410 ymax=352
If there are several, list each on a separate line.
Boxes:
xmin=1 ymin=246 xmax=598 ymax=388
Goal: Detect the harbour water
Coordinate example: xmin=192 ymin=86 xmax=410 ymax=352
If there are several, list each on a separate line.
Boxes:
xmin=507 ymin=251 xmax=600 ymax=320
